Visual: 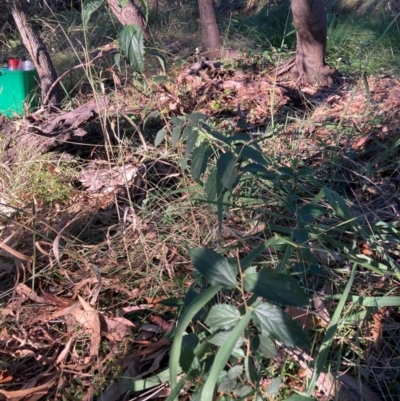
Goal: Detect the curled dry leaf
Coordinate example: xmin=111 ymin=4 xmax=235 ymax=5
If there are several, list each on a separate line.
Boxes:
xmin=73 ymin=296 xmax=101 ymax=359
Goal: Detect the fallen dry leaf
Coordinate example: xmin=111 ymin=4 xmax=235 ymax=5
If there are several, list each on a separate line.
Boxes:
xmin=285 ymin=306 xmax=315 ymax=330
xmin=149 ymin=315 xmax=175 ymax=332
xmin=73 ymin=296 xmax=101 ymax=359
xmin=119 ymin=305 xmax=146 ymax=315
xmin=352 ymin=133 xmax=373 ymax=149
xmin=103 ymin=316 xmax=135 ymax=342
xmin=0 ymin=235 xmax=31 ymax=262
xmin=313 ymin=293 xmax=331 ymax=328
xmin=40 ymin=290 xmax=73 ymax=307
xmin=372 ymin=308 xmax=387 ymax=352
xmin=15 ymin=283 xmax=46 ymax=303
xmin=27 ymin=302 xmax=81 ymax=326
xmin=0 ymin=371 xmax=13 ymax=384
xmin=144 ymin=296 xmax=167 ymax=305
xmin=0 ymin=373 xmax=58 ymax=401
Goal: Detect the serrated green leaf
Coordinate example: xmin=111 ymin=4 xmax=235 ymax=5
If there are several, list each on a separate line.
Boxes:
xmin=237 ymin=145 xmax=267 ymax=166
xmin=171 ymin=117 xmax=184 ymax=126
xmin=228 ymin=132 xmax=253 ymax=143
xmin=152 ymin=75 xmax=167 ymax=83
xmin=218 ymin=375 xmax=237 ymax=392
xmin=232 ymin=346 xmax=245 ymax=359
xmin=205 ymin=168 xmax=223 ymax=202
xmin=217 ymin=151 xmax=238 ymax=190
xmin=82 ymin=0 xmax=103 ymax=26
xmin=171 ymin=126 xmax=181 ymax=147
xmin=184 ymin=126 xmax=199 ymax=157
xmin=205 ymin=304 xmax=240 ymax=330
xmin=254 ymin=302 xmax=310 ymax=349
xmin=297 ymin=168 xmax=314 ymax=177
xmin=293 ymin=228 xmax=309 ymax=245
xmin=188 ymin=247 xmax=238 ymax=289
xmin=179 ymin=336 xmax=195 ymax=373
xmin=238 ymin=385 xmax=254 ymax=398
xmin=277 ymin=166 xmax=295 ymax=179
xmin=244 ymin=356 xmax=258 ymax=385
xmin=266 ymin=376 xmax=282 ymax=396
xmin=228 ymin=365 xmax=243 ymax=380
xmin=199 ymin=123 xmax=229 ymax=143
xmin=187 ymin=112 xmax=208 ymax=122
xmin=252 ymin=334 xmax=277 ymax=358
xmin=119 ymin=24 xmax=144 ymax=73
xmin=154 ymin=127 xmax=167 ymax=147
xmin=207 ymin=330 xmax=244 ymax=348
xmin=202 ymin=311 xmax=253 ymax=400
xmin=191 ymin=142 xmax=212 ymax=182
xmin=241 ymin=163 xmax=269 ymax=175
xmin=180 ymin=334 xmax=200 ymax=375
xmin=244 ymin=268 xmax=309 ymax=307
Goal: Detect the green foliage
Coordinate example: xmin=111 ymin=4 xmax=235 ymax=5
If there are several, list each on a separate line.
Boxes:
xmin=149 ymin=112 xmax=400 ymax=399
xmin=82 ymin=0 xmax=103 ymax=26
xmin=165 ymin=246 xmax=310 ymax=400
xmin=82 ymin=0 xmax=154 ymax=74
xmin=118 ymin=24 xmax=145 ymax=73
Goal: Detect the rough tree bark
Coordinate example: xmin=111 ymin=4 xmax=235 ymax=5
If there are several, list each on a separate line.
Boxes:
xmin=291 ymin=0 xmax=334 ymax=86
xmin=198 ymin=0 xmax=221 ymax=58
xmin=106 ymin=0 xmax=147 ymax=33
xmin=7 ymin=0 xmax=61 ymax=106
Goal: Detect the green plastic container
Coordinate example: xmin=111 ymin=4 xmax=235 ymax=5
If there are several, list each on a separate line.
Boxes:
xmin=0 ymin=68 xmax=39 ymax=116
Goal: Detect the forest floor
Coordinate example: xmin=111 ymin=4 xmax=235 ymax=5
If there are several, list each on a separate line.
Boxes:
xmin=1 ymin=11 xmax=400 ymax=401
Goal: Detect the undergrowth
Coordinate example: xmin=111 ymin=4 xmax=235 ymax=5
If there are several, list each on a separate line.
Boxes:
xmin=1 ymin=1 xmax=400 ymax=401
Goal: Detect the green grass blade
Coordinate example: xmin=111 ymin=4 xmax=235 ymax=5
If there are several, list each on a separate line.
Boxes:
xmin=165 ymin=377 xmax=186 ymax=401
xmin=169 ymin=285 xmax=222 ymax=393
xmin=327 ymin=295 xmax=400 ymax=307
xmin=201 ymin=310 xmax=253 ymax=401
xmin=121 ymin=367 xmax=176 ymax=391
xmin=306 ymin=263 xmax=357 ymax=396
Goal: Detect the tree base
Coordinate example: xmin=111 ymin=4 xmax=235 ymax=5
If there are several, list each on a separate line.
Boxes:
xmin=291 ymin=64 xmax=335 ymax=87
xmin=271 ymin=58 xmax=335 ymax=87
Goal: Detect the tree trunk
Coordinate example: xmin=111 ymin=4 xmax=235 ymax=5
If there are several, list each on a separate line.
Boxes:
xmin=106 ymin=0 xmax=147 ymax=33
xmin=291 ymin=0 xmax=333 ymax=86
xmin=8 ymin=0 xmax=61 ymax=107
xmin=198 ymin=0 xmax=221 ymax=58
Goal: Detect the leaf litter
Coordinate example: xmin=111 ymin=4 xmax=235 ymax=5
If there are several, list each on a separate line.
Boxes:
xmin=1 ymin=53 xmax=400 ymax=400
